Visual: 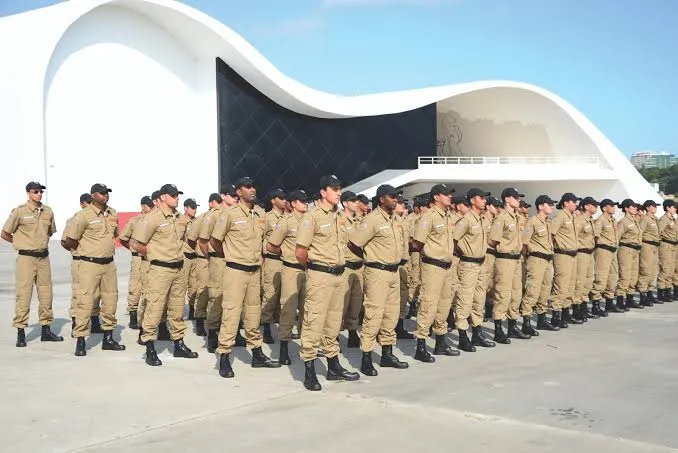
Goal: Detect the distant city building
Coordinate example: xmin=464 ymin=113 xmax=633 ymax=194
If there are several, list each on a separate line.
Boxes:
xmin=631 ymin=150 xmax=677 ymax=169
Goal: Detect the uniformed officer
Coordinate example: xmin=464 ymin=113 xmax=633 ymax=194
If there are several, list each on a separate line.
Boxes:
xmin=453 ymin=188 xmax=495 ymax=351
xmin=590 ymin=199 xmax=621 ymax=314
xmin=394 ymin=194 xmax=415 ymax=339
xmin=411 ymin=183 xmax=460 ymax=361
xmin=211 ymin=177 xmax=280 ymax=378
xmin=405 ymin=196 xmax=424 ymax=318
xmin=177 ymin=198 xmax=200 ymax=323
xmin=349 ymin=184 xmax=409 ymax=376
xmin=616 ymin=199 xmax=643 ymax=310
xmin=573 ymin=197 xmax=598 ymax=321
xmin=261 ymin=188 xmax=287 ymax=344
xmin=356 ymin=194 xmax=371 ymax=219
xmin=550 ymin=193 xmax=583 ymax=328
xmin=119 ymin=196 xmax=154 ymax=330
xmin=489 ymin=187 xmax=527 ymax=343
xmin=637 ymin=200 xmax=660 ymax=307
xmin=2 ymin=181 xmax=62 ymax=347
xmin=520 ymin=195 xmax=558 ymax=332
xmin=266 ymin=190 xmax=310 ymax=364
xmin=447 ymin=196 xmax=468 ymax=329
xmin=296 ymin=175 xmax=360 ymax=391
xmin=63 ymin=183 xmax=125 ymax=356
xmin=339 ymin=190 xmax=364 ymax=347
xmin=657 ymin=199 xmax=677 ymax=302
xmin=131 ymin=184 xmax=199 ymax=366
xmin=483 ymin=196 xmax=501 ymax=321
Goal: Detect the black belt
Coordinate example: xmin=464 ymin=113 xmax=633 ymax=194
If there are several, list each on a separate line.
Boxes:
xmin=620 ymin=242 xmax=641 ymax=251
xmin=208 ymin=252 xmax=220 ymax=258
xmin=263 ymin=253 xmax=281 ymax=261
xmin=364 ymin=262 xmax=399 ymax=272
xmin=72 ymin=256 xmax=81 ymax=261
xmin=554 ymin=248 xmax=578 ymax=257
xmin=459 ymin=255 xmax=485 ymax=264
xmin=197 ymin=255 xmax=208 ymax=260
xmin=577 ymin=248 xmax=594 ymax=254
xmin=131 ymin=252 xmax=140 ymax=257
xmin=283 ymin=261 xmax=305 ymax=271
xmin=661 ymin=239 xmax=678 ymax=246
xmin=494 ymin=252 xmax=521 ymax=260
xmin=643 ymin=240 xmax=660 ymax=247
xmin=486 ymin=248 xmax=497 ymax=256
xmin=226 ymin=261 xmax=260 ymax=272
xmin=307 ymin=262 xmax=345 ymax=275
xmin=595 ymin=244 xmax=617 ymax=253
xmin=345 ymin=261 xmax=363 ymax=270
xmin=18 ymin=249 xmax=49 ymax=258
xmin=184 ymin=252 xmax=197 ymax=259
xmin=150 ymin=260 xmax=184 ymax=269
xmin=421 ymin=256 xmax=452 ymax=269
xmin=528 ymin=252 xmax=553 ymax=261
xmin=80 ymin=256 xmax=114 ymax=265
xmin=399 ymin=259 xmax=408 ymax=266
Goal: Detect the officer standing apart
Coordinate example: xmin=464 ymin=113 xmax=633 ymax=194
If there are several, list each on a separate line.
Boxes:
xmin=348 ymin=184 xmax=409 ymax=376
xmin=296 ymin=175 xmax=360 ymax=391
xmin=2 ymin=182 xmax=63 ymax=347
xmin=261 ymin=188 xmax=287 ymax=344
xmin=131 ymin=184 xmax=199 ymax=366
xmin=211 ymin=177 xmax=280 ymax=378
xmin=657 ymin=200 xmax=677 ymax=302
xmin=63 ymin=183 xmax=125 ymax=356
xmin=637 ymin=200 xmax=660 ymax=307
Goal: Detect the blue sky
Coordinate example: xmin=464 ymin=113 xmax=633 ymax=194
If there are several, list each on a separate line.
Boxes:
xmin=2 ymin=0 xmax=676 ymax=156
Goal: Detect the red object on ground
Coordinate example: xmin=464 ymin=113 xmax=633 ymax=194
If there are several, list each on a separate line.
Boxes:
xmin=116 ymin=212 xmax=139 ymax=247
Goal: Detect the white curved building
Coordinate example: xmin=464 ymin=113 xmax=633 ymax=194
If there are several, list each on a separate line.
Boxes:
xmin=0 ymin=0 xmax=660 ymax=229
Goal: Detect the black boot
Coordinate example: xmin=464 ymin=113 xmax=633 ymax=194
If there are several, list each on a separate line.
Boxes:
xmin=361 ymin=352 xmax=378 ymax=376
xmin=457 ymin=329 xmax=476 ymax=352
xmin=654 ymin=289 xmax=665 ymax=304
xmin=446 ymin=309 xmax=455 ymax=332
xmin=303 ymin=360 xmax=321 ymax=391
xmin=537 ymin=313 xmax=559 ymax=331
xmin=607 ymin=297 xmax=624 ymax=313
xmin=251 ymin=347 xmax=281 ymax=368
xmin=41 ymin=325 xmax=64 ymax=342
xmin=347 ymin=329 xmax=360 ymax=347
xmin=75 ymin=337 xmax=86 ymax=356
xmin=552 ymin=311 xmax=567 ymax=329
xmin=279 ymin=340 xmax=291 ymax=365
xmin=235 ymin=327 xmax=247 ymax=347
xmin=145 ymin=341 xmax=162 ymax=366
xmin=90 ymin=316 xmax=103 ymax=334
xmin=16 ymin=328 xmax=27 ymax=347
xmin=128 ymin=311 xmax=139 ymax=330
xmin=326 ymin=356 xmax=359 ymax=381
xmin=219 ymin=353 xmax=234 ymax=378
xmin=508 ymin=319 xmax=530 ymax=339
xmin=591 ymin=300 xmax=607 ymax=317
xmin=380 ymin=345 xmax=409 ymax=368
xmin=71 ymin=316 xmax=75 ymax=336
xmin=158 ymin=322 xmax=171 ymax=340
xmin=522 ymin=316 xmax=539 ymax=336
xmin=648 ymin=291 xmax=659 ymax=304
xmin=195 ymin=319 xmax=207 ymax=337
xmin=207 ymin=329 xmax=218 ymax=353
xmin=173 ymin=338 xmax=198 ymax=358
xmin=483 ymin=301 xmax=493 ymax=322
xmin=433 ymin=334 xmax=460 ymax=355
xmin=262 ymin=323 xmax=275 ymax=344
xmin=137 ymin=328 xmax=145 ymax=346
xmin=414 ymin=338 xmax=435 ymax=362
xmin=673 ymin=285 xmax=678 ymax=301
xmin=102 ymin=331 xmax=126 ymax=351
xmin=406 ymin=300 xmax=417 ymax=319
xmin=395 ymin=319 xmax=415 ymax=339
xmin=617 ymin=295 xmax=629 ymax=311
xmin=493 ymin=320 xmax=511 ymax=344
xmin=641 ymin=292 xmax=653 ymax=307
xmin=627 ymin=294 xmax=643 ymax=309
xmin=471 ymin=325 xmax=495 ymax=347
xmin=188 ymin=304 xmax=195 ymax=320
xmin=572 ymin=304 xmax=586 ymax=322
xmin=563 ymin=307 xmax=583 ymax=324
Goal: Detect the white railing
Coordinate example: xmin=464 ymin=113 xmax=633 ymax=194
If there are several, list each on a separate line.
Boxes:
xmin=418 ymin=155 xmax=603 ymax=167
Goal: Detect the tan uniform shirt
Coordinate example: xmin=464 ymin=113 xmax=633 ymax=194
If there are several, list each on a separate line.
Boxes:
xmin=394 ymin=214 xmax=409 ymax=261
xmin=617 ymin=215 xmax=642 ymax=245
xmin=296 ymin=204 xmax=345 ymax=266
xmin=119 ymin=213 xmax=143 ymax=242
xmin=404 ymin=212 xmax=419 ymax=239
xmin=658 ymin=213 xmax=677 ymax=242
xmin=269 ymin=211 xmax=303 ymax=264
xmin=211 ymin=202 xmax=264 ymax=266
xmin=2 ymin=203 xmax=56 ymax=251
xmin=131 ymin=206 xmax=183 ymax=262
xmin=413 ymin=205 xmax=455 ymax=262
xmin=187 ymin=212 xmax=207 ymax=256
xmin=594 ymin=213 xmax=618 ymax=246
xmin=350 ymin=206 xmax=401 ymax=264
xmin=489 ymin=210 xmax=522 ymax=255
xmin=62 ymin=213 xmax=80 ymax=257
xmin=454 ymin=210 xmax=486 ymax=259
xmin=197 ymin=206 xmax=223 ymax=254
xmin=575 ymin=214 xmax=595 ymax=249
xmin=343 ymin=213 xmax=363 ymax=263
xmin=518 ymin=214 xmax=527 ymax=232
xmin=263 ymin=209 xmax=285 ymax=254
xmin=550 ymin=209 xmax=577 ymax=251
xmin=176 ymin=214 xmax=196 ymax=254
xmin=523 ymin=215 xmax=553 ymax=255
xmin=66 ymin=204 xmax=118 ymax=258
xmin=639 ymin=215 xmax=660 ymax=242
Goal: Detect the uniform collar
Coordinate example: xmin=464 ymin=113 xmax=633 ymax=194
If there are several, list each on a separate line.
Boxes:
xmin=293 ymin=210 xmax=304 ymax=220
xmin=24 ymin=202 xmax=43 ymax=212
xmin=237 ymin=201 xmax=253 ymax=215
xmin=159 ymin=205 xmax=176 ymax=218
xmin=318 ymin=201 xmax=338 ymax=215
xmin=89 ymin=203 xmax=109 ymax=216
xmin=432 ymin=205 xmax=447 ymax=217
xmin=375 ymin=206 xmax=393 ymax=221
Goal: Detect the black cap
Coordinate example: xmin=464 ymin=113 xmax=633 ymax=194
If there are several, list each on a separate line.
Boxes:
xmin=140 ymin=196 xmax=153 ymax=207
xmin=341 ymin=191 xmax=358 ymax=203
xmin=430 ymin=183 xmax=454 ymax=197
xmin=454 ymin=196 xmax=470 ymax=207
xmin=319 ymin=174 xmax=341 ymax=189
xmin=234 ymin=177 xmax=254 ymax=189
xmin=486 ymin=196 xmax=502 ymax=208
xmin=599 ymin=199 xmax=618 ymax=208
xmin=159 ymin=184 xmax=183 ymax=197
xmin=560 ymin=193 xmax=581 ymax=203
xmin=619 ymin=199 xmax=636 ymax=209
xmin=356 ymin=194 xmax=370 ymax=205
xmin=396 ymin=194 xmax=405 ymax=203
xmin=663 ymin=199 xmax=676 ymax=209
xmin=466 ymin=188 xmax=490 ymax=200
xmin=268 ymin=188 xmax=286 ymax=200
xmin=519 ymin=200 xmax=532 ymax=208
xmin=288 ymin=190 xmax=310 ymax=202
xmin=500 ymin=187 xmax=524 ymax=199
xmin=90 ymin=183 xmax=112 ymax=194
xmin=535 ymin=195 xmax=555 ymax=207
xmin=80 ymin=193 xmax=93 ymax=204
xmin=642 ymin=199 xmax=658 ymax=209
xmin=220 ymin=183 xmax=236 ymax=197
xmin=208 ymin=193 xmax=222 ymax=203
xmin=26 ymin=182 xmax=46 ymax=192
xmin=151 ymin=190 xmax=161 ymax=201
xmin=184 ymin=198 xmax=199 ymax=209
xmin=376 ymin=184 xmax=400 ymax=198
xmin=579 ymin=196 xmax=598 ymax=207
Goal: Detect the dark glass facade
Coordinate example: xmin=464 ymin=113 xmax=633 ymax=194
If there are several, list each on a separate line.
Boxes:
xmin=216 ymin=58 xmax=437 ymax=197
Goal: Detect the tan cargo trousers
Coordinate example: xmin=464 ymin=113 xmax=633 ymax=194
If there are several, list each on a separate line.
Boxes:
xmin=360 ymin=267 xmax=399 ymax=352
xmin=551 ymin=253 xmax=576 ymax=311
xmin=520 ymin=256 xmax=552 ymax=316
xmin=278 ymin=264 xmax=306 ymax=341
xmin=637 ymin=243 xmax=658 ymax=292
xmin=127 ymin=255 xmax=142 ymax=312
xmin=658 ymin=242 xmax=676 ymax=289
xmin=342 ymin=266 xmax=364 ymax=330
xmin=415 ymin=262 xmax=456 ymax=338
xmin=140 ymin=264 xmax=187 ymax=342
xmin=206 ymin=256 xmax=225 ymax=330
xmin=398 ymin=264 xmax=409 ymax=319
xmin=300 ymin=269 xmax=346 ymax=361
xmin=591 ymin=248 xmax=617 ymax=300
xmin=616 ymin=246 xmax=639 ymax=296
xmin=492 ymin=257 xmax=522 ymax=320
xmin=13 ymin=254 xmax=53 ymax=329
xmin=574 ymin=251 xmax=594 ymax=304
xmin=407 ymin=251 xmax=421 ymax=302
xmin=69 ymin=259 xmax=101 ymax=319
xmin=260 ymin=257 xmax=282 ymax=324
xmin=73 ymin=261 xmax=117 ymax=337
xmin=454 ymin=260 xmax=486 ymax=330
xmin=193 ymin=257 xmax=210 ymax=318
xmin=184 ymin=256 xmax=198 ymax=312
